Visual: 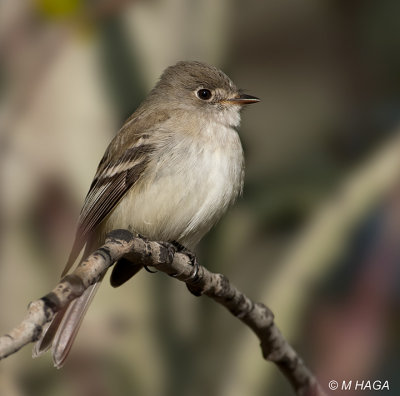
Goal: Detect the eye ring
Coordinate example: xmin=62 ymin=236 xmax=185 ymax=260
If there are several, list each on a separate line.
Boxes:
xmin=197 ymin=88 xmax=212 ymax=100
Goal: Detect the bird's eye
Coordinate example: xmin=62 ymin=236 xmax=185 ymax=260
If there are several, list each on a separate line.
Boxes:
xmin=197 ymin=89 xmax=212 ymax=100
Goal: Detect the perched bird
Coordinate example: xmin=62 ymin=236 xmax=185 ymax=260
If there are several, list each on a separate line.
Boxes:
xmin=33 ymin=60 xmax=259 ymax=367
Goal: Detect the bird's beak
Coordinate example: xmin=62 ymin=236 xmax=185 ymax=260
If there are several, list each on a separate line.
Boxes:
xmin=227 ymin=93 xmax=260 ymax=105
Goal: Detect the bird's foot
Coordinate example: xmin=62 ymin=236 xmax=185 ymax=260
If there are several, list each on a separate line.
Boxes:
xmin=172 ymin=241 xmax=201 ymax=296
xmin=171 ymin=241 xmax=199 ymax=280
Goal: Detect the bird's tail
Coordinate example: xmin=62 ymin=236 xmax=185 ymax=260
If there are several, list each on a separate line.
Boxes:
xmin=32 ymin=279 xmax=103 ymax=368
xmin=32 ymin=238 xmax=142 ymax=367
xmin=33 ymin=235 xmax=104 ymax=368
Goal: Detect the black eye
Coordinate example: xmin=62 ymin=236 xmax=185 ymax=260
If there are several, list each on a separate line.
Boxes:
xmin=197 ymin=89 xmax=212 ymax=100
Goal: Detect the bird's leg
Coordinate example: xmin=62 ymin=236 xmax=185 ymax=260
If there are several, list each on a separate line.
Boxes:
xmin=170 ymin=241 xmax=186 ymax=252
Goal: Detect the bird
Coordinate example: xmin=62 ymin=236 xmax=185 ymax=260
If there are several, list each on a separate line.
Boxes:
xmin=33 ymin=60 xmax=259 ymax=368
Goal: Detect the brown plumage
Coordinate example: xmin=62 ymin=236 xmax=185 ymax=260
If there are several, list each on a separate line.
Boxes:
xmin=33 ymin=61 xmax=259 ymax=367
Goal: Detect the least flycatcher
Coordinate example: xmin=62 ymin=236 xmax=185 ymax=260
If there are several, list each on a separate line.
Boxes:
xmin=34 ymin=60 xmax=259 ymax=367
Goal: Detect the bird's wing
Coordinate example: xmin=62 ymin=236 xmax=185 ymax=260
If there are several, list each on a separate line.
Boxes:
xmin=62 ymin=142 xmax=154 ymax=276
xmin=34 ymin=113 xmax=169 ymax=365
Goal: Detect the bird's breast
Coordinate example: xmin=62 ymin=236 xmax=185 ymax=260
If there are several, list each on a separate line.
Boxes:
xmin=103 ymin=124 xmax=244 ymax=249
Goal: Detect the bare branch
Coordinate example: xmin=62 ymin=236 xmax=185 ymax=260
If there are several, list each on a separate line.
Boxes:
xmin=0 ymin=229 xmax=327 ymax=396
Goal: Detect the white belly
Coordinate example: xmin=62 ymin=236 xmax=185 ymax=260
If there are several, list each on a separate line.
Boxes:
xmin=102 ymin=125 xmax=244 ymax=249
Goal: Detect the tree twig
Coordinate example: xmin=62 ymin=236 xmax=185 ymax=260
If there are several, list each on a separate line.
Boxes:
xmin=0 ymin=229 xmax=327 ymax=396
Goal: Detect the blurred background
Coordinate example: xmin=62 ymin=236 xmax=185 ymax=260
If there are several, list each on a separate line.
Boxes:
xmin=1 ymin=0 xmax=400 ymax=395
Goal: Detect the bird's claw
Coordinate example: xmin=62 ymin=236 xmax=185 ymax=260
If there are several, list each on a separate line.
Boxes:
xmin=144 ymin=264 xmax=157 ymax=273
xmin=171 ymin=241 xmax=199 ymax=279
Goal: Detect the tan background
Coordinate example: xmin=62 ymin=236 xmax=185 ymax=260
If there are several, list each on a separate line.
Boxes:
xmin=1 ymin=1 xmax=400 ymax=395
